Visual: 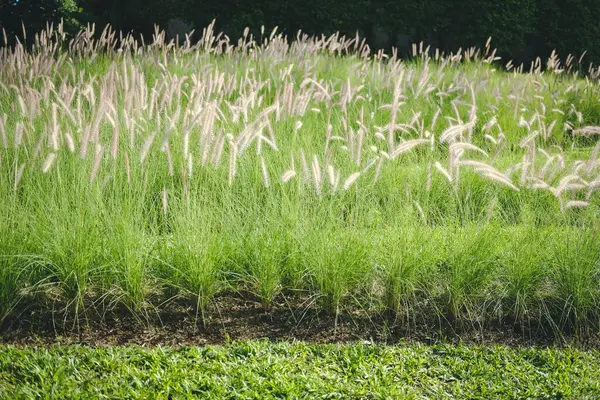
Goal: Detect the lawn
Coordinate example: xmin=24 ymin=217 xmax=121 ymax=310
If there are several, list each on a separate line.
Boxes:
xmin=1 ymin=340 xmax=600 ymax=399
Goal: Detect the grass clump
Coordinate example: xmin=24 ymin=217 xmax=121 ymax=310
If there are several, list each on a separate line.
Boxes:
xmin=305 ymin=228 xmax=372 ymax=316
xmin=160 ymin=195 xmax=226 ymax=328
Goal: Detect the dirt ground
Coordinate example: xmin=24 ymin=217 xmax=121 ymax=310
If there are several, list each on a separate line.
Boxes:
xmin=1 ymin=291 xmax=598 ymax=348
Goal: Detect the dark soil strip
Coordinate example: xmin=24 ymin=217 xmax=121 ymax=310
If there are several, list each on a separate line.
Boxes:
xmin=2 ymin=292 xmax=599 ymax=348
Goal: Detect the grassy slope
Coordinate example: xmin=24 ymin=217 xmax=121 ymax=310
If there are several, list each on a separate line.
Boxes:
xmin=1 ymin=341 xmax=599 ymax=399
xmin=0 ymin=24 xmax=600 ymax=335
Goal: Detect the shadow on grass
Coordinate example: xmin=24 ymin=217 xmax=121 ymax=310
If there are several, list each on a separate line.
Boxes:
xmin=2 ymin=290 xmax=597 ymax=349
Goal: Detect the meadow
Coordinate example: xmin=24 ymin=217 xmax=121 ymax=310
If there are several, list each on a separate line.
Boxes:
xmin=1 ymin=21 xmax=600 ymax=339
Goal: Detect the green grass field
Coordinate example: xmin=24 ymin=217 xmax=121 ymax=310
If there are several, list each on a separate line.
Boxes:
xmin=1 ymin=341 xmax=600 ymax=398
xmin=0 ymin=22 xmax=599 ymax=339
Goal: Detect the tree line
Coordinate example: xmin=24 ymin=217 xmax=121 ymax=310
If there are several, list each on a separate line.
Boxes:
xmin=2 ymin=0 xmax=600 ymax=66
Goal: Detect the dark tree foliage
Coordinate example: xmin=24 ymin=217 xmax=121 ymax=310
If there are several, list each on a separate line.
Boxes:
xmin=1 ymin=0 xmax=600 ymax=66
xmin=0 ymin=0 xmax=81 ymax=45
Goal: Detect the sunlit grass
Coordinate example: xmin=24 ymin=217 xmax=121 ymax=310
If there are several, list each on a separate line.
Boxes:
xmin=0 ymin=22 xmax=599 ymax=335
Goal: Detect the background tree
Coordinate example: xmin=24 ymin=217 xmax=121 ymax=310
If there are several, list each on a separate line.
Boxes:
xmin=2 ymin=0 xmax=600 ymax=66
xmin=0 ymin=0 xmax=82 ymax=45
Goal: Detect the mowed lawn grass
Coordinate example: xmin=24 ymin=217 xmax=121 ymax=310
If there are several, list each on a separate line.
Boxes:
xmin=1 ymin=341 xmax=599 ymax=399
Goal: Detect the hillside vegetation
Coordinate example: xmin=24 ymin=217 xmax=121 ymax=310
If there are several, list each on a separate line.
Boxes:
xmin=1 ymin=23 xmax=600 ymax=337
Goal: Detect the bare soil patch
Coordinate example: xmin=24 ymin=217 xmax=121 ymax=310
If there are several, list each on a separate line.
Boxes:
xmin=1 ymin=291 xmax=598 ymax=348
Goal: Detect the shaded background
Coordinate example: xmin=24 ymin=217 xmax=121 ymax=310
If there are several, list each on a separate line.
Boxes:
xmin=1 ymin=0 xmax=600 ymax=66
